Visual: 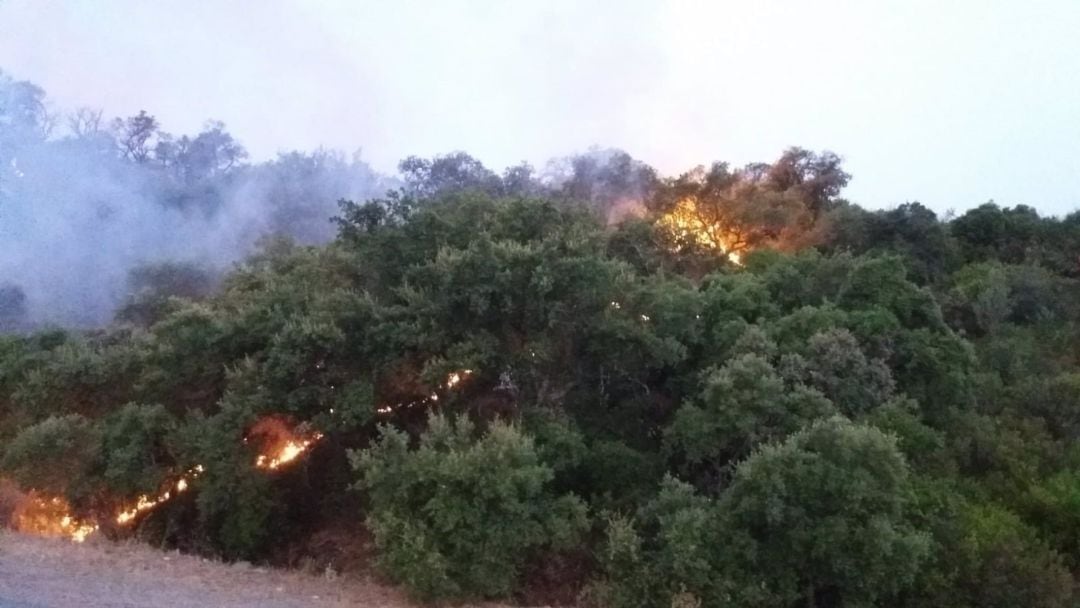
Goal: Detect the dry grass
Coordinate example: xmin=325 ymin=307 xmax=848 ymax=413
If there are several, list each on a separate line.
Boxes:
xmin=0 ymin=530 xmax=420 ymax=608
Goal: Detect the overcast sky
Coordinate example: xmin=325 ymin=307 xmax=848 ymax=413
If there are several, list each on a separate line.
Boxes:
xmin=2 ymin=0 xmax=1079 ymax=215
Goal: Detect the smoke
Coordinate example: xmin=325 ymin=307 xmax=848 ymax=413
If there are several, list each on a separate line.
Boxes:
xmin=0 ymin=69 xmax=663 ymax=330
xmin=0 ymin=70 xmax=390 ymax=329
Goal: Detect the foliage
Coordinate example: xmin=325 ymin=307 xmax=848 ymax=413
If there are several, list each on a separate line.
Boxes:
xmin=99 ymin=403 xmax=177 ymax=497
xmin=718 ymin=417 xmax=929 ymax=607
xmin=351 ymin=414 xmax=588 ymax=601
xmin=2 ymin=121 xmax=1080 ymax=606
xmin=665 ymin=353 xmax=836 ymax=487
xmin=1 ymin=414 xmax=101 ymax=499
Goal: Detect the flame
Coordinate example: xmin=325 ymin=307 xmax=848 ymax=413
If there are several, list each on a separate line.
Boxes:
xmin=13 ymin=494 xmax=98 ymax=543
xmin=445 ymin=369 xmax=472 ymax=389
xmin=8 ymin=418 xmax=332 ymax=542
xmin=657 ymin=199 xmax=745 ymax=265
xmin=255 ymin=433 xmax=323 ymax=470
xmin=115 ymin=466 xmax=202 ymax=526
xmin=375 ymin=369 xmax=475 ymax=417
xmin=248 ymin=418 xmax=324 ymax=471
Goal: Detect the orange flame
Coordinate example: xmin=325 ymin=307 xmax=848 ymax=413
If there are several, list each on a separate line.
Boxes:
xmin=12 ymin=494 xmax=98 ymax=543
xmin=8 ymin=419 xmax=332 ymax=541
xmin=255 ymin=433 xmax=323 ymax=470
xmin=657 ymin=199 xmax=745 ymax=265
xmin=114 ymin=467 xmax=200 ymax=526
xmin=249 ymin=418 xmax=324 ymax=471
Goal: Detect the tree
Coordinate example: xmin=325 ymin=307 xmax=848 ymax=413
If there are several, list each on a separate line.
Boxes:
xmin=0 ymin=70 xmax=50 ymax=201
xmin=796 ymin=328 xmax=895 ymax=416
xmin=652 ymin=162 xmax=810 ymax=257
xmin=649 ymin=149 xmax=848 ymax=260
xmin=719 ymin=417 xmax=929 ymax=607
xmin=0 ymin=414 xmax=102 ymax=499
xmin=859 ymin=203 xmax=961 ymax=284
xmin=156 ymin=120 xmax=247 ymax=181
xmin=99 ymin=403 xmax=177 ymax=496
xmin=665 ymin=354 xmax=836 ymax=487
xmin=838 ymin=255 xmax=945 ymax=331
xmin=351 ymin=414 xmax=588 ymax=601
xmin=112 ymin=110 xmax=159 ymax=163
xmin=502 ymin=161 xmax=542 ymax=196
xmin=761 ymin=147 xmax=850 ymax=219
xmin=923 ymin=502 xmax=1075 ymax=608
xmin=398 ymin=151 xmax=502 ymax=197
xmin=0 ymin=69 xmax=50 ymax=149
xmin=115 ymin=261 xmax=218 ymax=326
xmin=67 ymin=107 xmax=105 ymax=140
xmin=551 ymin=148 xmax=659 ymax=215
xmin=951 ymin=203 xmax=1050 ymax=266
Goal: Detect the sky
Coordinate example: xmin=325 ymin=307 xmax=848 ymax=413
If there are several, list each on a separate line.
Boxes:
xmin=2 ymin=0 xmax=1079 ymax=215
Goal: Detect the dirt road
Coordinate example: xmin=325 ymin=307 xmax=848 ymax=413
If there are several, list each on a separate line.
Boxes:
xmin=0 ymin=532 xmax=414 ymax=608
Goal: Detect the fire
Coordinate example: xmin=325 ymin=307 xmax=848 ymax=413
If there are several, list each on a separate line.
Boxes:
xmin=657 ymin=198 xmax=745 ymax=265
xmin=12 ymin=494 xmax=98 ymax=543
xmin=7 ymin=418 xmax=329 ymax=542
xmin=444 ymin=369 xmax=472 ymax=389
xmin=115 ymin=466 xmax=202 ymax=526
xmin=255 ymin=433 xmax=323 ymax=470
xmin=116 ymin=494 xmax=166 ymax=525
xmin=249 ymin=418 xmax=324 ymax=471
xmin=376 ymin=369 xmax=476 ymax=417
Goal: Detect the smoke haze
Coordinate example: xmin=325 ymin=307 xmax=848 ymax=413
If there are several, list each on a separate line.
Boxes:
xmin=0 ymin=71 xmax=392 ymax=328
xmin=0 ymin=70 xmax=668 ymax=329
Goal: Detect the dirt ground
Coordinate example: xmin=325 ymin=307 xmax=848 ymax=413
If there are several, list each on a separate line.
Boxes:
xmin=0 ymin=531 xmax=422 ymax=608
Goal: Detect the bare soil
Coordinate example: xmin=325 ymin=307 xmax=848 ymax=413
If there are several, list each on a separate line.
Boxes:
xmin=0 ymin=531 xmax=419 ymax=608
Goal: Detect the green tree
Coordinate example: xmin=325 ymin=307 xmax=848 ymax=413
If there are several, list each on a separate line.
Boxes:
xmin=1 ymin=414 xmax=101 ymax=499
xmin=351 ymin=414 xmax=588 ymax=601
xmin=797 ymin=328 xmax=895 ymax=416
xmin=719 ymin=417 xmax=929 ymax=607
xmin=99 ymin=403 xmax=177 ymax=496
xmin=666 ymin=354 xmax=835 ymax=486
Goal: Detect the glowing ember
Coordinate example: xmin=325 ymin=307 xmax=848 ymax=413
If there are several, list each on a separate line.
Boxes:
xmin=375 ymin=369 xmax=476 ymax=417
xmin=445 ymin=369 xmax=472 ymax=389
xmin=657 ymin=198 xmax=745 ymax=265
xmin=13 ymin=494 xmax=98 ymax=543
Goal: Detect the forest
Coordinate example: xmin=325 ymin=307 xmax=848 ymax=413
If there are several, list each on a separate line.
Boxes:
xmin=4 ymin=70 xmax=1080 ymax=608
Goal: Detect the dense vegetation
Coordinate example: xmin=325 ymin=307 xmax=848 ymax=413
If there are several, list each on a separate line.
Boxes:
xmin=6 ymin=74 xmax=1080 ymax=608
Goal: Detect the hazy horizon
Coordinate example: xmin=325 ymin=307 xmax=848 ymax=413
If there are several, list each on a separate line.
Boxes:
xmin=2 ymin=0 xmax=1080 ymax=215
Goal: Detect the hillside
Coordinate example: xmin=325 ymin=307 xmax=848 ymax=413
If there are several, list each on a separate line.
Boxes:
xmin=5 ymin=73 xmax=1080 ymax=607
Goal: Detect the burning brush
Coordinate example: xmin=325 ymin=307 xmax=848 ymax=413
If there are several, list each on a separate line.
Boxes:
xmin=248 ymin=417 xmax=324 ymax=471
xmin=3 ymin=417 xmax=324 ymax=543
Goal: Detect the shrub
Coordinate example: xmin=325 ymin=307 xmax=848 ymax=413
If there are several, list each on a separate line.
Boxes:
xmin=100 ymin=402 xmax=177 ymax=496
xmin=0 ymin=414 xmax=101 ymax=499
xmin=351 ymin=413 xmax=588 ymax=601
xmin=719 ymin=417 xmax=930 ymax=607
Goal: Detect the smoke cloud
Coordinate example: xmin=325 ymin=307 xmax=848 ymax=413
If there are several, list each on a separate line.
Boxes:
xmin=0 ymin=69 xmax=662 ymax=330
xmin=0 ymin=70 xmax=391 ymax=329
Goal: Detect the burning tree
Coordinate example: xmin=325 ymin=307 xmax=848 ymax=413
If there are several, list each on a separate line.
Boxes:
xmin=651 ymin=148 xmax=849 ymax=263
